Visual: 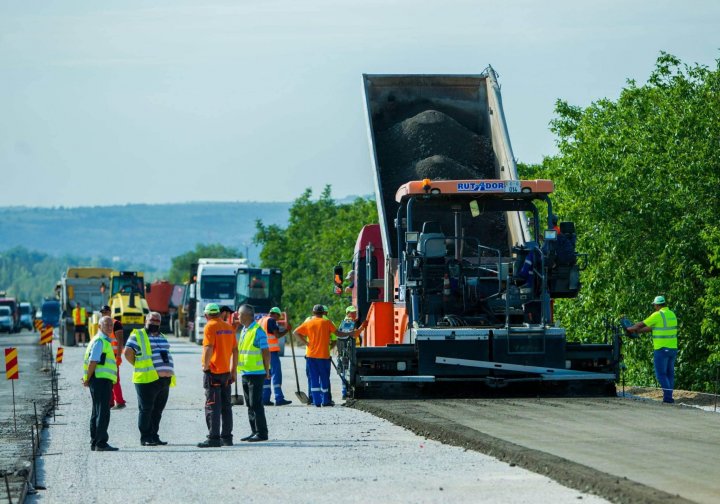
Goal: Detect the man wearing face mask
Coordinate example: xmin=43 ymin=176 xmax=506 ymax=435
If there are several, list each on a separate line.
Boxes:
xmin=124 ymin=312 xmax=176 ymax=446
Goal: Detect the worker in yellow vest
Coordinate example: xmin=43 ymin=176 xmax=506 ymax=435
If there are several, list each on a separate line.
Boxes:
xmin=236 ymin=304 xmax=271 ymax=442
xmin=82 ymin=316 xmax=119 ymax=451
xmin=626 ymin=295 xmax=679 ymax=404
xmin=124 ymin=312 xmax=176 ymax=446
xmin=73 ymin=302 xmax=88 ymax=347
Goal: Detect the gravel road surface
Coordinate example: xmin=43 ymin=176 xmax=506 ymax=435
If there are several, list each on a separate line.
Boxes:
xmin=355 ymin=396 xmax=720 ymax=503
xmin=28 ymin=337 xmax=607 ymax=504
xmin=0 ymin=330 xmax=54 ymax=504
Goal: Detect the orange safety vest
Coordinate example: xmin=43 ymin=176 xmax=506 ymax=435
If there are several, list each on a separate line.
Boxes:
xmin=259 ymin=316 xmax=280 ymax=353
xmin=73 ymin=306 xmax=87 ymax=325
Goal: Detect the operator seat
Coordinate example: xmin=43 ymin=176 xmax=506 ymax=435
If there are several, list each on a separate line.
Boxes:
xmin=418 ymin=221 xmax=446 ymax=259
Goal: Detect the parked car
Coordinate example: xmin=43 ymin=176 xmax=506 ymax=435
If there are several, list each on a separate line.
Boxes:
xmin=0 ymin=306 xmax=13 ymax=333
xmin=19 ymin=302 xmax=35 ymax=331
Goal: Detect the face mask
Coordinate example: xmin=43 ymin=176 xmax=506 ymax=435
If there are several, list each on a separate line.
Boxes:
xmin=147 ymin=324 xmax=160 ymax=333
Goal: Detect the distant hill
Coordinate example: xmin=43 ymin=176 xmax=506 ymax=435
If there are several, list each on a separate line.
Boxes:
xmin=0 ymin=202 xmax=292 ymax=270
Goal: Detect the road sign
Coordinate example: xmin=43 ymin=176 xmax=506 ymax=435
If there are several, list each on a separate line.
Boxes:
xmin=4 ymin=348 xmax=18 ymax=380
xmin=40 ymin=325 xmax=53 ymax=345
xmin=56 ymin=347 xmax=64 ymax=363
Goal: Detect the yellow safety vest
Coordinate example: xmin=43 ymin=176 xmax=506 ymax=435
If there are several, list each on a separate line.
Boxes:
xmin=130 ymin=328 xmax=176 ymax=387
xmin=237 ymin=322 xmax=265 ymax=374
xmin=649 ymin=308 xmax=678 ymax=350
xmin=73 ymin=306 xmax=87 ymax=325
xmin=83 ymin=335 xmax=118 ymax=383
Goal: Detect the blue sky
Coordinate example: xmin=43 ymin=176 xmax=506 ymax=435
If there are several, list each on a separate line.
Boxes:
xmin=1 ymin=1 xmax=718 ymax=207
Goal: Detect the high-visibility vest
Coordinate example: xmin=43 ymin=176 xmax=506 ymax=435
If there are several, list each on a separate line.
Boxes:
xmin=73 ymin=306 xmax=87 ymax=325
xmin=83 ymin=335 xmax=118 ymax=383
xmin=259 ymin=316 xmax=280 ymax=352
xmin=237 ymin=322 xmax=265 ymax=374
xmin=131 ymin=328 xmax=161 ymax=384
xmin=650 ymin=308 xmax=678 ymax=350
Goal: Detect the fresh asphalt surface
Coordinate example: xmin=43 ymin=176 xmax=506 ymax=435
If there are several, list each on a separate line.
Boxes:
xmin=27 ymin=336 xmax=607 ymax=504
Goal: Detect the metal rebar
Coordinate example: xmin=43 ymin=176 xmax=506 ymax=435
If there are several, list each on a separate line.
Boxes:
xmin=33 ymin=401 xmax=38 ymax=431
xmin=4 ymin=472 xmax=13 ymax=504
xmin=31 ymin=426 xmax=37 ymax=488
xmin=11 ymin=380 xmax=17 ymax=432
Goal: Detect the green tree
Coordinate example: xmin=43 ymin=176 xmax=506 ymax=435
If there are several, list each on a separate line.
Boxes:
xmin=254 ymin=186 xmax=377 ymax=326
xmin=536 ymin=53 xmax=720 ymax=391
xmin=167 ymin=244 xmax=243 ymax=283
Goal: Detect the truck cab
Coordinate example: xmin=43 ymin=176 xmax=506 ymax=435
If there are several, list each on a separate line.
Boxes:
xmin=19 ymin=302 xmax=34 ymax=331
xmin=194 ymin=258 xmax=247 ymax=343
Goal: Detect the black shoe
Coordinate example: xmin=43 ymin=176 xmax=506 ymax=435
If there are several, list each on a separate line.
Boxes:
xmin=153 ymin=438 xmax=168 ymax=445
xmin=322 ymin=402 xmax=334 ymax=407
xmin=275 ymin=399 xmax=292 ymax=406
xmin=112 ymin=403 xmax=127 ymax=410
xmin=197 ymin=440 xmax=222 ymax=448
xmin=240 ymin=433 xmax=257 ymax=442
xmin=95 ymin=444 xmax=119 ymax=451
xmin=262 ymin=401 xmax=274 ymax=406
xmin=141 ymin=440 xmax=158 ymax=446
xmin=247 ymin=434 xmax=268 ymax=443
xmin=90 ymin=445 xmax=96 ymax=451
xmin=221 ymin=438 xmax=233 ymax=446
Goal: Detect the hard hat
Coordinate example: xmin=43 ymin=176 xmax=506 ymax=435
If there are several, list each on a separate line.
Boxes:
xmin=204 ymin=303 xmax=220 ymax=315
xmin=653 ymin=295 xmax=666 ymax=305
xmin=269 ymin=307 xmax=282 ymax=315
xmin=322 ymin=305 xmax=329 ymax=313
xmin=345 ymin=306 xmax=357 ymax=313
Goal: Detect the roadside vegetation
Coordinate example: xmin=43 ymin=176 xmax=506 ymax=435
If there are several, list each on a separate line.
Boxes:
xmin=254 ymin=186 xmax=377 ymax=325
xmin=520 ymin=53 xmax=720 ymax=391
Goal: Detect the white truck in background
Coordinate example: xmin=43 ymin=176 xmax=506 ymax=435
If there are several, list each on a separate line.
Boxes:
xmin=193 ymin=258 xmax=246 ymax=343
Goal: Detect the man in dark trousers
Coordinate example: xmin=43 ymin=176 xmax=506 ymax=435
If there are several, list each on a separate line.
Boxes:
xmin=626 ymin=295 xmax=679 ymax=403
xmin=198 ymin=303 xmax=238 ymax=448
xmin=237 ymin=304 xmax=271 ymax=442
xmin=82 ymin=316 xmax=119 ymax=451
xmin=124 ymin=312 xmax=176 ymax=446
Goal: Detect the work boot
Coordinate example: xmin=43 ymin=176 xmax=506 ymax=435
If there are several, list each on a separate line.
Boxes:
xmin=240 ymin=433 xmax=257 ymax=442
xmin=197 ymin=439 xmax=222 ymax=448
xmin=221 ymin=438 xmax=233 ymax=446
xmin=112 ymin=403 xmax=126 ymax=410
xmin=275 ymin=399 xmax=292 ymax=406
xmin=153 ymin=437 xmax=168 ymax=445
xmin=262 ymin=401 xmax=274 ymax=406
xmin=95 ymin=444 xmax=119 ymax=452
xmin=246 ymin=434 xmax=268 ymax=442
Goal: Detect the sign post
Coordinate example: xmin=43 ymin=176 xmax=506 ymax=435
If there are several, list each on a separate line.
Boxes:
xmin=5 ymin=347 xmax=19 ymax=432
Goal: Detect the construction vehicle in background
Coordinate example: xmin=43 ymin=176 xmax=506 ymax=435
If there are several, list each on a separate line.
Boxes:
xmin=145 ymin=280 xmax=182 ymax=333
xmin=193 ymin=258 xmax=246 ymax=343
xmin=55 ymin=267 xmax=112 ymax=346
xmin=333 ymin=69 xmax=619 ymax=397
xmin=235 ymin=263 xmax=286 ymax=354
xmin=175 ymin=263 xmax=198 ymax=338
xmin=109 ymin=271 xmax=150 ymax=340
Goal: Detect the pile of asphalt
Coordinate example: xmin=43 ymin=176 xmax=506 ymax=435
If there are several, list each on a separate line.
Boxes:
xmin=374 ymin=108 xmax=508 ymax=254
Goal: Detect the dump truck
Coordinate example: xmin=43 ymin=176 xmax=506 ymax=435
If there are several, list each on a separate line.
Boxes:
xmin=109 ymin=271 xmax=150 ymax=340
xmin=334 ymin=68 xmax=619 ymax=397
xmin=56 ymin=267 xmax=112 ymax=346
xmin=145 ymin=280 xmax=179 ymax=333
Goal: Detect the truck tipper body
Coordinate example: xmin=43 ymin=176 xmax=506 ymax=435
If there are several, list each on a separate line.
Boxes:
xmin=56 ymin=267 xmax=112 ymax=346
xmin=335 ymin=69 xmax=619 ymax=396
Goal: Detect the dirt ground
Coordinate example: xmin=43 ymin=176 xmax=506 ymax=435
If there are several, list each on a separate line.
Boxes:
xmin=0 ymin=330 xmax=55 ymax=504
xmin=625 ymin=386 xmax=719 ymax=408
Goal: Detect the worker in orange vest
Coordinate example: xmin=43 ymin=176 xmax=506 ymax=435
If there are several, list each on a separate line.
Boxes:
xmin=73 ymin=302 xmax=88 ymax=346
xmin=260 ymin=307 xmax=292 ymax=406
